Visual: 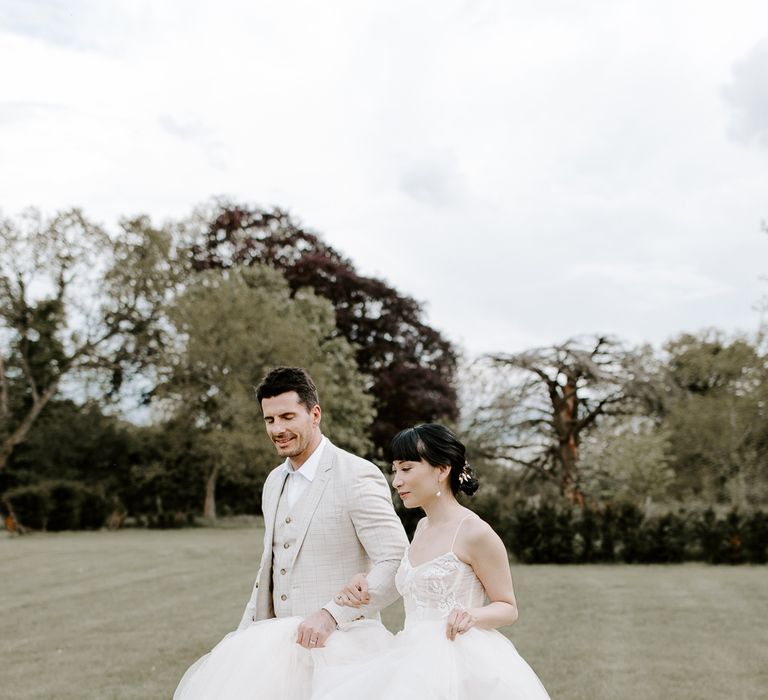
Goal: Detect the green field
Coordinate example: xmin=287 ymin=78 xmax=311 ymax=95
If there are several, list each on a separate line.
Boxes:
xmin=2 ymin=524 xmax=767 ymax=699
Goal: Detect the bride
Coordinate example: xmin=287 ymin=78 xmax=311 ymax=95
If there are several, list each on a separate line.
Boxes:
xmin=312 ymin=424 xmax=550 ymax=699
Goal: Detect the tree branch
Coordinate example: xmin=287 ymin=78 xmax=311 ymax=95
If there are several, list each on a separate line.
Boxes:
xmin=488 ymin=452 xmax=560 ymax=483
xmin=0 ymin=377 xmax=60 ymax=472
xmin=574 ymin=392 xmax=627 ymax=433
xmin=17 ymin=345 xmax=40 ymax=405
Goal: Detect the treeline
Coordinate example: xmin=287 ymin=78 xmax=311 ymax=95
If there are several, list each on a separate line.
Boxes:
xmin=0 ymin=202 xmax=456 ymax=525
xmin=1 ymin=201 xmax=767 ymax=561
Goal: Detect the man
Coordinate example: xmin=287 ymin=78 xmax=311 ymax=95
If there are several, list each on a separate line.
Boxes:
xmin=237 ymin=366 xmax=408 ymax=651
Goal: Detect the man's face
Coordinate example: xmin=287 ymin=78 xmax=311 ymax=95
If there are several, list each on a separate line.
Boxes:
xmin=261 ymin=391 xmax=321 ymax=465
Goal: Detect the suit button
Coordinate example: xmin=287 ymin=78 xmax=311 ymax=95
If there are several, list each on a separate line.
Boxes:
xmin=284 ymin=542 xmax=290 ymax=549
xmin=255 ymin=582 xmax=259 ymax=588
xmin=280 ymin=569 xmax=286 ymax=575
xmin=281 ymin=594 xmax=287 ymax=601
xmin=285 ymin=516 xmax=292 ymax=523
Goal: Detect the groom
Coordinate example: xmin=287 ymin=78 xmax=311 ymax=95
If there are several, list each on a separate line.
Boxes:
xmin=237 ymin=366 xmax=408 ymax=649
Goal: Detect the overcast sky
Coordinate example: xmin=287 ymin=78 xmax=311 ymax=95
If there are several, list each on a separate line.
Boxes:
xmin=2 ymin=1 xmax=767 ymax=357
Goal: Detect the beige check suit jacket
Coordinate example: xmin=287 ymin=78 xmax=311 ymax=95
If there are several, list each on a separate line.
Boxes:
xmin=237 ymin=439 xmax=408 ymax=630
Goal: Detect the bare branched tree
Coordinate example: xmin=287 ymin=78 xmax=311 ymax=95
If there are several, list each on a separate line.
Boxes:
xmin=468 ymin=336 xmax=657 ymax=503
xmin=0 ymin=209 xmax=181 ymax=473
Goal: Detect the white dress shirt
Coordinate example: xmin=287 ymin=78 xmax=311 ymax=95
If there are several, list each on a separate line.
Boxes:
xmin=280 ymin=435 xmax=327 ymax=509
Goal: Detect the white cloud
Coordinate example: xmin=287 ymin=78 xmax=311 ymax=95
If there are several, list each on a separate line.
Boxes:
xmin=1 ymin=0 xmax=767 ymax=357
xmin=723 ymin=38 xmax=768 ymax=148
xmin=568 ymin=262 xmax=728 ymax=306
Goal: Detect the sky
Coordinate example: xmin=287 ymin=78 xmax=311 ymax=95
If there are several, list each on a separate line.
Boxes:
xmin=2 ymin=0 xmax=767 ymax=358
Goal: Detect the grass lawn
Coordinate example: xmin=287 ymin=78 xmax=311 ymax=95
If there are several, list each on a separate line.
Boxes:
xmin=2 ymin=523 xmax=767 ymax=699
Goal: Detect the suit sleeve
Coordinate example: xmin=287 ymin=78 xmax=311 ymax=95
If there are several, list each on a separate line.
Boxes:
xmin=236 ymin=471 xmax=276 ymax=631
xmin=237 ymin=577 xmax=261 ymax=631
xmin=323 ymin=461 xmax=408 ymax=626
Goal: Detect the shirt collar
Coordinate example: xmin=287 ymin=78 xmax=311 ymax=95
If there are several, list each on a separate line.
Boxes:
xmin=280 ymin=435 xmax=327 ymax=482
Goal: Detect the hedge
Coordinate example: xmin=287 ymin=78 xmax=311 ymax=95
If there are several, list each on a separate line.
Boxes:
xmin=3 ymin=481 xmax=111 ymax=532
xmin=484 ymin=501 xmax=768 ymax=565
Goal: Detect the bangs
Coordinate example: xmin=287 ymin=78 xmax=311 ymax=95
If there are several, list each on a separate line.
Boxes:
xmin=390 ymin=427 xmax=425 ymax=463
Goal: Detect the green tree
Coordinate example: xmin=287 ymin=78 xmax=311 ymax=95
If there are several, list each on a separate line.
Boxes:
xmin=579 ymin=420 xmax=676 ymax=505
xmin=0 ymin=399 xmax=138 ymax=489
xmin=661 ymin=330 xmax=768 ymax=506
xmin=156 ymin=265 xmax=374 ymax=519
xmin=0 ymin=209 xmax=181 ymax=473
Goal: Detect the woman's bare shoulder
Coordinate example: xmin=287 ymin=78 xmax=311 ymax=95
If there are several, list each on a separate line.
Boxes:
xmin=461 ymin=513 xmax=504 ymax=550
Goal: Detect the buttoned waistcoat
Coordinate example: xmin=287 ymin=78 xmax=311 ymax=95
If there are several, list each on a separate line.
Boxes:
xmin=237 ymin=440 xmax=408 ymax=630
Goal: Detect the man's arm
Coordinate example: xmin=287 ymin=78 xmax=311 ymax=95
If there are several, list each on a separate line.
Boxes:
xmin=235 ymin=470 xmax=278 ymax=630
xmin=322 ymin=461 xmax=408 ymax=626
xmin=236 ymin=576 xmax=261 ymax=631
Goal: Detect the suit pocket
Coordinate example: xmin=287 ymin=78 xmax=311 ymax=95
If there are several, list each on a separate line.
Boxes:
xmin=319 ymin=504 xmax=346 ymax=523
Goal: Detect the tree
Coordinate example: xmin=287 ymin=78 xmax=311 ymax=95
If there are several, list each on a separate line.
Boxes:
xmin=156 ymin=264 xmax=374 ymax=519
xmin=0 ymin=398 xmax=138 ymax=490
xmin=661 ymin=330 xmax=768 ymax=506
xmin=579 ymin=419 xmax=676 ymax=506
xmin=181 ymin=201 xmax=458 ymax=454
xmin=0 ymin=209 xmax=180 ymax=473
xmin=470 ymin=336 xmax=656 ymax=502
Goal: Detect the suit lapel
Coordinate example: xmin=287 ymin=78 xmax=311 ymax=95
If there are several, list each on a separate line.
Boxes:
xmin=289 ymin=441 xmax=337 ymax=567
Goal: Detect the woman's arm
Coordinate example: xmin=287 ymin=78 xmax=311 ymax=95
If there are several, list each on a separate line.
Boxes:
xmin=447 ymin=518 xmax=518 ymax=640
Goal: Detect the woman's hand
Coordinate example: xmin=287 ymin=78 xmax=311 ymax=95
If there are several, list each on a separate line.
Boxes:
xmin=332 ymin=573 xmax=369 ymax=608
xmin=446 ymin=607 xmax=477 ymax=641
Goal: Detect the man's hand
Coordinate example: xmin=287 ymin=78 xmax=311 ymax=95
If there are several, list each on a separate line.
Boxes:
xmin=332 ymin=573 xmax=369 ymax=608
xmin=296 ymin=608 xmax=337 ymax=649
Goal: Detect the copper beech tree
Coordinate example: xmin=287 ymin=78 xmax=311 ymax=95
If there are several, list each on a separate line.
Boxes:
xmin=468 ymin=336 xmax=657 ymax=503
xmin=182 ymin=201 xmax=458 ymax=456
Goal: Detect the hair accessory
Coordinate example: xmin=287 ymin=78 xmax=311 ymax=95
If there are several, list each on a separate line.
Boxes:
xmin=458 ymin=462 xmax=472 ymax=484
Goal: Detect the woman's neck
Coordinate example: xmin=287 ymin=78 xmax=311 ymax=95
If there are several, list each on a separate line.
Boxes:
xmin=421 ymin=493 xmax=465 ymax=526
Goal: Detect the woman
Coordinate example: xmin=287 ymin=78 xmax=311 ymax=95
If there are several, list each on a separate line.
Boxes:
xmin=312 ymin=424 xmax=550 ymax=700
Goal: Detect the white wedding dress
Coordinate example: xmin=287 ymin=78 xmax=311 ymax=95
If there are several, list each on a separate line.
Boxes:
xmin=173 ymin=616 xmax=391 ymax=700
xmin=175 ymin=525 xmax=550 ymax=699
xmin=311 ymin=539 xmax=551 ymax=700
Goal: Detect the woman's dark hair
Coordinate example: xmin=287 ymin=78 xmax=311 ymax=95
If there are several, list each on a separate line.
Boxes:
xmin=390 ymin=424 xmax=479 ymax=496
xmin=256 ymin=367 xmax=319 ymax=411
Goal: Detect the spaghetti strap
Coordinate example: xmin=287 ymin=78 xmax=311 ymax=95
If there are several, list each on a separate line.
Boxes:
xmin=450 ymin=513 xmax=474 ymax=552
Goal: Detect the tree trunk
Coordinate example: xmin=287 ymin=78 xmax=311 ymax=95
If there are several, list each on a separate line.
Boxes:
xmin=559 ymin=438 xmax=584 ymax=505
xmin=2 ymin=497 xmax=26 ymax=534
xmin=557 ymin=378 xmax=584 ymax=505
xmin=0 ymin=355 xmax=8 ymax=420
xmin=203 ymin=465 xmax=220 ymax=520
xmin=0 ymin=378 xmax=60 ymax=473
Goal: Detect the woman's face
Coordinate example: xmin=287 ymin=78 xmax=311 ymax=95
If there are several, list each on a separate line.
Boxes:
xmin=391 ymin=458 xmax=446 ymax=508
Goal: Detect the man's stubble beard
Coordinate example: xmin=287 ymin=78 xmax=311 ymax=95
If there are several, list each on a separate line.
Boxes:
xmin=274 ymin=435 xmax=306 ymax=459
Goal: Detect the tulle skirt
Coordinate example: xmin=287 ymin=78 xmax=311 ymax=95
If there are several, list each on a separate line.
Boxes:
xmin=173 ymin=617 xmax=393 ymax=700
xmin=312 ymin=617 xmax=551 ymax=700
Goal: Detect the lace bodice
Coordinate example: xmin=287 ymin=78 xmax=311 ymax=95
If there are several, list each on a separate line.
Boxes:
xmin=395 ymin=548 xmax=486 ymax=622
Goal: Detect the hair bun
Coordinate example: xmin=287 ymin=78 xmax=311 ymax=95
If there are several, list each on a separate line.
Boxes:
xmin=458 ymin=462 xmax=480 ymax=496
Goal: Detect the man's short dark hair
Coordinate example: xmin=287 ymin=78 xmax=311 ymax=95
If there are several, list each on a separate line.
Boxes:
xmin=256 ymin=367 xmax=320 ymax=411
